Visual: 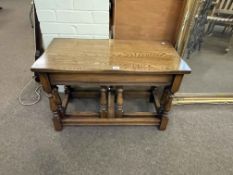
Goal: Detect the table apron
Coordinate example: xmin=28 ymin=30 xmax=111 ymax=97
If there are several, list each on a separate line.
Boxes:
xmin=48 ymin=73 xmax=173 ymax=86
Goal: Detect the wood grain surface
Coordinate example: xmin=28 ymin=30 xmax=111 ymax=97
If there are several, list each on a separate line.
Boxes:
xmin=112 ymin=0 xmax=184 ymax=43
xmin=31 ymin=39 xmax=191 ymax=74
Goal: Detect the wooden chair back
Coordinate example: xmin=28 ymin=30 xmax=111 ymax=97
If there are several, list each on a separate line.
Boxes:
xmin=212 ymin=0 xmax=233 ymax=15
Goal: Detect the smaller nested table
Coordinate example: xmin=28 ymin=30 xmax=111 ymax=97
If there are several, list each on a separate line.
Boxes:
xmin=31 ymin=39 xmax=191 ymax=131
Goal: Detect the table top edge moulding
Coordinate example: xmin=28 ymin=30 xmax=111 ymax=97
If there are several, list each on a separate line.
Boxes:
xmin=31 ymin=38 xmax=191 ymax=74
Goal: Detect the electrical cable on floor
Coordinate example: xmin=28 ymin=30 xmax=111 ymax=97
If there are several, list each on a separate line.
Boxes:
xmin=18 ymin=77 xmax=42 ymax=106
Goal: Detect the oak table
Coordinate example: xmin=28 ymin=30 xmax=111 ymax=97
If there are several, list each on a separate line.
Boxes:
xmin=31 ymin=39 xmax=191 ymax=131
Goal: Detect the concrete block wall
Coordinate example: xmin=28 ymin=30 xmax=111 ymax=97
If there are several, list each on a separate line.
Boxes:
xmin=34 ymin=0 xmax=109 ymax=48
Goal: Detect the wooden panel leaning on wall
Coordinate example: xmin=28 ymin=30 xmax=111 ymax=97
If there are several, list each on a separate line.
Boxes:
xmin=112 ymin=0 xmax=185 ymax=44
xmin=31 ymin=39 xmax=191 ymax=131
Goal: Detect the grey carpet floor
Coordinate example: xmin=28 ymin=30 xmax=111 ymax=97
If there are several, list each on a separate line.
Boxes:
xmin=0 ymin=0 xmax=233 ymax=175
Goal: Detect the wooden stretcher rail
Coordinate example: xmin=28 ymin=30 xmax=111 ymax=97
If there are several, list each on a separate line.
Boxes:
xmin=64 ymin=109 xmax=160 ymax=118
xmin=65 ymin=112 xmax=100 ymax=118
xmin=123 ymin=112 xmax=159 ymax=117
xmin=62 ymin=117 xmax=161 ymax=126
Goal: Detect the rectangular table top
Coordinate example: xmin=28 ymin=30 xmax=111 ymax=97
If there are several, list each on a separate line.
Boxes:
xmin=31 ymin=39 xmax=191 ymax=74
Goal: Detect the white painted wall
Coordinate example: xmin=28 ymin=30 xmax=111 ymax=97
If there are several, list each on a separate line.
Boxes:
xmin=34 ymin=0 xmax=109 ymax=48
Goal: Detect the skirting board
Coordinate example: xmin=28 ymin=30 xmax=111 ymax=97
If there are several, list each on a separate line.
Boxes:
xmin=173 ymin=93 xmax=233 ymax=105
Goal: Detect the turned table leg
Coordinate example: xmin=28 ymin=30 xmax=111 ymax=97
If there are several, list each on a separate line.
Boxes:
xmin=100 ymin=86 xmax=107 ymax=118
xmin=116 ymin=87 xmax=123 ymax=117
xmin=40 ymin=73 xmax=63 ymax=131
xmin=159 ymin=75 xmax=183 ymax=130
xmin=50 ymin=87 xmax=63 ymax=131
xmin=159 ymin=87 xmax=172 ymax=130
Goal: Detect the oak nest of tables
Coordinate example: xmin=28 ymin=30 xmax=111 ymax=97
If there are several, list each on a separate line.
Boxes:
xmin=31 ymin=39 xmax=191 ymax=131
